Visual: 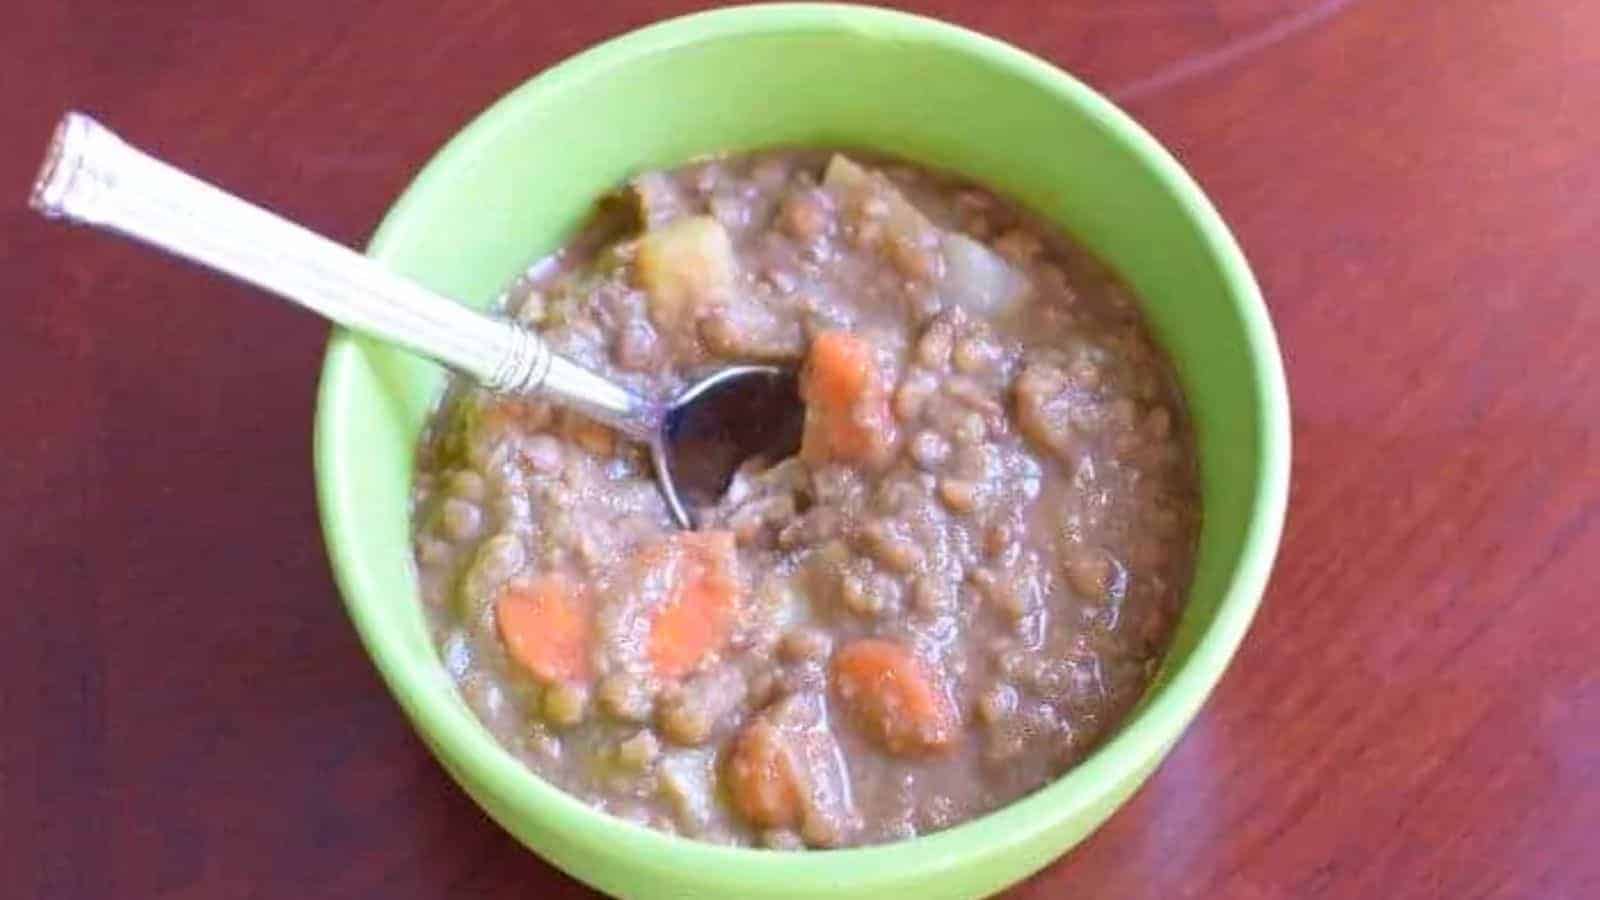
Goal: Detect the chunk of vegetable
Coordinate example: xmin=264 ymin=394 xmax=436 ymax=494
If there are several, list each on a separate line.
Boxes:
xmin=658 ymin=749 xmax=718 ymax=832
xmin=635 ymin=215 xmax=738 ymax=334
xmin=725 ymin=719 xmax=803 ymax=828
xmin=821 ymin=153 xmax=871 ymax=194
xmin=833 ymin=638 xmax=959 ymax=755
xmin=822 ymin=155 xmax=938 ymax=242
xmin=495 ymin=575 xmax=592 ymax=684
xmin=799 ymin=331 xmax=897 ymax=467
xmin=825 ymin=155 xmax=1030 ymax=313
xmin=942 ymin=232 xmax=1029 ymax=316
xmin=645 ymin=531 xmax=742 ymax=678
xmin=724 ymin=693 xmax=857 ymax=846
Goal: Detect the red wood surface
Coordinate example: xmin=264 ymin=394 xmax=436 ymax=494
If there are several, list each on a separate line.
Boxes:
xmin=4 ymin=2 xmax=1597 ymax=897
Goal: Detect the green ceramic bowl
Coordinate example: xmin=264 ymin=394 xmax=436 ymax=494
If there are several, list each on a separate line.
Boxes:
xmin=314 ymin=5 xmax=1290 ymax=898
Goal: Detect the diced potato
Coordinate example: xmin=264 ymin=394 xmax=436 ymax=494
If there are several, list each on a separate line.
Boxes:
xmin=821 ymin=153 xmax=873 ymax=195
xmin=823 ymin=154 xmax=940 ymax=248
xmin=658 ymin=749 xmax=718 ymax=832
xmin=636 ymin=216 xmax=738 ymax=333
xmin=826 ymin=156 xmax=1028 ymax=312
xmin=942 ymin=232 xmax=1029 ymax=316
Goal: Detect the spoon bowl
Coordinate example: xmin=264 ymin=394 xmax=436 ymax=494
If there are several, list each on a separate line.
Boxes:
xmin=655 ymin=365 xmax=803 ymax=526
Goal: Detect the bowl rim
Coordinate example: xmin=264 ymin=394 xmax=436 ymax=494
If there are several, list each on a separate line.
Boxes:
xmin=314 ymin=0 xmax=1291 ymax=887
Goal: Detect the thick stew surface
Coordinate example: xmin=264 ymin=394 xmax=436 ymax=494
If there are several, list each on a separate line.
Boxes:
xmin=411 ymin=151 xmax=1200 ymax=848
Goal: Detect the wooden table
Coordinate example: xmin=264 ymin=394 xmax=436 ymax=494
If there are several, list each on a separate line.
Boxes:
xmin=5 ymin=2 xmax=1596 ymax=897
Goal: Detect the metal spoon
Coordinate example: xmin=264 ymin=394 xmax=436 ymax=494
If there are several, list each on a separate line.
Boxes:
xmin=29 ymin=111 xmax=801 ymax=528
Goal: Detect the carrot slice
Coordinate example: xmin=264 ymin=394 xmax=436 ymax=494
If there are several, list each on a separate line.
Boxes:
xmin=495 ymin=575 xmax=592 ymax=684
xmin=833 ymin=638 xmax=959 ymax=756
xmin=799 ymin=331 xmax=897 ymax=466
xmin=725 ymin=719 xmax=802 ymax=829
xmin=646 ymin=531 xmax=742 ymax=679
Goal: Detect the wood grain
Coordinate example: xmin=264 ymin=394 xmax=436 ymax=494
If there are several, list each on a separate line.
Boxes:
xmin=3 ymin=1 xmax=1596 ymax=897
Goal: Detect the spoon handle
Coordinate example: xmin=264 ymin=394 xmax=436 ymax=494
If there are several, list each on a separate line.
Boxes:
xmin=29 ymin=111 xmax=658 ymax=439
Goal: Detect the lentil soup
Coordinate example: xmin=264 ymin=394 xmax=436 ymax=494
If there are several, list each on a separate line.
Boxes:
xmin=410 ymin=151 xmax=1200 ymax=849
